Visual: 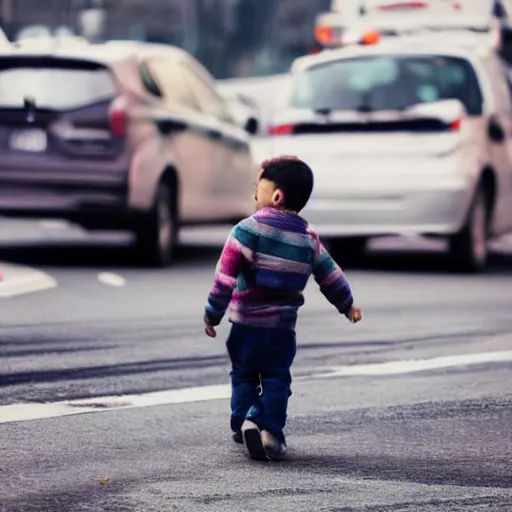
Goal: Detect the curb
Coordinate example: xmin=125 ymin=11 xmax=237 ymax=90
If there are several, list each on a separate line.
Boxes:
xmin=0 ymin=262 xmax=57 ymax=298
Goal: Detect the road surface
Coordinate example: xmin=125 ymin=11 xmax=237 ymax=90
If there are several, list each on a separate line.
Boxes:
xmin=0 ymin=220 xmax=511 ymax=511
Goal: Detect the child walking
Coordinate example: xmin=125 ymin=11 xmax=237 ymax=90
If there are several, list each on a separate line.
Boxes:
xmin=204 ymin=156 xmax=362 ymax=461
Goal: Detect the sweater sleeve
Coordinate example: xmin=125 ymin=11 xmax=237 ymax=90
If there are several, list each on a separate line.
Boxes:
xmin=312 ymin=243 xmax=354 ymax=315
xmin=204 ymin=224 xmax=252 ymax=326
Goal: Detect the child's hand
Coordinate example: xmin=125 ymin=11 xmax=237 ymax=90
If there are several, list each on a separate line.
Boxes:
xmin=346 ymin=306 xmax=363 ymax=324
xmin=205 ymin=323 xmax=217 ymax=338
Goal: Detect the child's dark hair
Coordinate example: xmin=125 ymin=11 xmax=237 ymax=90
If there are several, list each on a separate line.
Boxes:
xmin=260 ymin=156 xmax=314 ymax=212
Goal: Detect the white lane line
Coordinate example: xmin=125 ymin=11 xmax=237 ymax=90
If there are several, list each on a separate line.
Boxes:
xmin=0 ymin=385 xmax=230 ymax=424
xmin=314 ymin=350 xmax=512 ymax=378
xmin=0 ymin=263 xmax=56 ymax=298
xmin=1 ymin=350 xmax=511 ymax=425
xmin=97 ymin=272 xmax=126 ymax=287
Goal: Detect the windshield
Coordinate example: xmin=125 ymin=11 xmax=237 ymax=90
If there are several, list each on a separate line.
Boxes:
xmin=290 ymin=55 xmax=483 ymax=115
xmin=0 ymin=63 xmax=116 ymax=110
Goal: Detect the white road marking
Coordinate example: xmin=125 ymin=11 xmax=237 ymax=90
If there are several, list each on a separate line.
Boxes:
xmin=0 ymin=350 xmax=512 ymax=423
xmin=97 ymin=272 xmax=126 ymax=287
xmin=315 ymin=350 xmax=512 ymax=377
xmin=1 ymin=351 xmax=511 ymax=425
xmin=0 ymin=385 xmax=230 ymax=424
xmin=0 ymin=263 xmax=56 ymax=298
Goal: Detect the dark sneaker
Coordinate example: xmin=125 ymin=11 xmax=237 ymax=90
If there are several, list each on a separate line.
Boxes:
xmin=241 ymin=420 xmax=268 ymax=461
xmin=261 ymin=430 xmax=287 ymax=460
xmin=232 ymin=431 xmax=243 ymax=444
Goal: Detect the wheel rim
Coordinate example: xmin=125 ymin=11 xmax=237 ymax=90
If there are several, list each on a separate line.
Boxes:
xmin=157 ymin=190 xmax=173 ymax=258
xmin=471 ymin=193 xmax=488 ymax=266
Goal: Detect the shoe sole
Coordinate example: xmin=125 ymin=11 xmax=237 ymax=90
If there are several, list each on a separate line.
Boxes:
xmin=232 ymin=432 xmax=244 ymax=445
xmin=243 ymin=427 xmax=269 ymax=461
xmin=264 ymin=448 xmax=286 ymax=461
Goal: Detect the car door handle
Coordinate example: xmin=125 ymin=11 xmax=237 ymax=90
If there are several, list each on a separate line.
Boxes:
xmin=206 ymin=128 xmax=223 ymax=140
xmin=155 ymin=118 xmax=188 ymax=135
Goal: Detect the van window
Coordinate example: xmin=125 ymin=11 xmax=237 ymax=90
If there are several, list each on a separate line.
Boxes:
xmin=291 ymin=55 xmax=483 ymax=115
xmin=181 ymin=63 xmax=234 ymax=123
xmin=147 ymin=59 xmax=199 ymax=111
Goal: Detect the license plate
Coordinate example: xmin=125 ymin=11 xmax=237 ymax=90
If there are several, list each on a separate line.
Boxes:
xmin=9 ymin=129 xmax=47 ymax=153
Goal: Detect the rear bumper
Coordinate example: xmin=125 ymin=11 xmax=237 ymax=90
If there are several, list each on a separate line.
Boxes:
xmin=303 ymin=182 xmax=473 ymax=238
xmin=0 ymin=170 xmax=135 ymax=229
xmin=261 ymin=129 xmax=483 ymax=238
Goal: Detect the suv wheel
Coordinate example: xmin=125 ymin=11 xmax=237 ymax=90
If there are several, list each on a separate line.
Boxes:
xmin=449 ymin=184 xmax=490 ymax=272
xmin=134 ymin=182 xmax=178 ymax=267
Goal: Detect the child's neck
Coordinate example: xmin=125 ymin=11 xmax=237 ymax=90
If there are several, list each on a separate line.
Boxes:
xmin=267 ymin=205 xmax=298 ymax=216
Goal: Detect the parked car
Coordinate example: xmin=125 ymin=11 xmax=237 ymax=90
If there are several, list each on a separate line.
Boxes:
xmin=0 ymin=40 xmax=256 ymax=266
xmin=264 ymin=31 xmax=512 ymax=271
xmin=313 ymin=0 xmax=512 ymax=52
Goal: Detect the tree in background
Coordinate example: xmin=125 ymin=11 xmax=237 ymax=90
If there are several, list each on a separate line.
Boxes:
xmin=3 ymin=0 xmax=330 ymax=79
xmin=226 ymin=0 xmax=329 ymax=77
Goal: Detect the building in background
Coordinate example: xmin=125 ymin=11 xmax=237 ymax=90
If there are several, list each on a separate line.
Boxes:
xmin=0 ymin=0 xmax=330 ymax=78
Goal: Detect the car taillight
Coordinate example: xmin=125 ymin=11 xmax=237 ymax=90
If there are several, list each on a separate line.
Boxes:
xmin=314 ymin=24 xmax=342 ymax=47
xmin=360 ymin=30 xmax=380 ymax=45
xmin=109 ymin=97 xmax=126 ymax=137
xmin=315 ymin=25 xmax=334 ymax=46
xmin=269 ymin=124 xmax=295 ymax=136
xmin=449 ymin=119 xmax=462 ymax=131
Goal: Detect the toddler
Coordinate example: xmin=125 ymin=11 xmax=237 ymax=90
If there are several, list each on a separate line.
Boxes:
xmin=204 ymin=156 xmax=362 ymax=460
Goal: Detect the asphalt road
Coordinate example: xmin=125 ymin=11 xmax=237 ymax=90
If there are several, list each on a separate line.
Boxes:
xmin=1 ymin=221 xmax=511 ymax=512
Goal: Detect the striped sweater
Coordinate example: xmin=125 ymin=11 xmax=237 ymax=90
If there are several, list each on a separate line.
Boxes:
xmin=204 ymin=207 xmax=354 ymax=331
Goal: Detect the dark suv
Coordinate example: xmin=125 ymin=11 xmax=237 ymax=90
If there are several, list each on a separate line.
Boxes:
xmin=0 ymin=40 xmax=256 ymax=265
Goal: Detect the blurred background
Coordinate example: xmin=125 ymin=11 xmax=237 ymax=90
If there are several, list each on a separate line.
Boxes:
xmin=0 ymin=0 xmax=331 ymax=79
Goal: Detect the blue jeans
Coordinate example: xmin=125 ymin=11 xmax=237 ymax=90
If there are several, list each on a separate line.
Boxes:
xmin=226 ymin=323 xmax=297 ymax=444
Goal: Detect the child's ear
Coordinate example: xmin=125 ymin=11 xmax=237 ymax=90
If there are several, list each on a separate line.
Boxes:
xmin=272 ymin=189 xmax=285 ymax=207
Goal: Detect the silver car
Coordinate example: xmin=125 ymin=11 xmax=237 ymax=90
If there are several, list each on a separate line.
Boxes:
xmin=264 ymin=31 xmax=512 ymax=270
xmin=0 ymin=40 xmax=256 ymax=266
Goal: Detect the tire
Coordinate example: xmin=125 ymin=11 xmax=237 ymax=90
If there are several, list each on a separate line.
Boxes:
xmin=134 ymin=182 xmax=178 ymax=267
xmin=329 ymin=237 xmax=368 ymax=265
xmin=449 ymin=185 xmax=490 ymax=273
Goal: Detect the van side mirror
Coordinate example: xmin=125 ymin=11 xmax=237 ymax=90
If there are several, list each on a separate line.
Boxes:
xmin=244 ymin=117 xmax=259 ymax=135
xmin=488 ymin=118 xmax=505 ymax=143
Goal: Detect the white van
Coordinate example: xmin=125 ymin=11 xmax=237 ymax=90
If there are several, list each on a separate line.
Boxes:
xmin=264 ymin=31 xmax=512 ymax=271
